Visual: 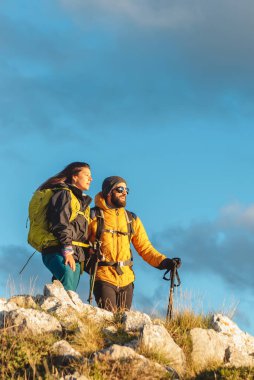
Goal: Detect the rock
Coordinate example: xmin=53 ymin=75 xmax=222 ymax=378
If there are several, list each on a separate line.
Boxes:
xmin=211 ymin=314 xmax=254 ymax=367
xmin=43 ymin=281 xmax=82 ymax=312
xmin=94 ymin=344 xmax=140 ymax=361
xmin=53 ymin=305 xmax=86 ymax=331
xmin=0 ymin=299 xmax=17 ymax=309
xmin=37 ymin=295 xmax=62 ymax=313
xmin=190 ymin=328 xmax=229 ymax=370
xmin=93 ymin=344 xmax=175 ymax=377
xmin=0 ymin=299 xmax=18 ymax=328
xmin=191 ymin=317 xmax=254 ymax=370
xmin=67 ymin=290 xmax=86 ymax=309
xmin=211 ymin=314 xmax=244 ymax=336
xmin=43 ymin=282 xmax=113 ymax=324
xmin=52 ymin=340 xmax=82 ymax=364
xmin=121 ymin=310 xmax=152 ymax=332
xmin=82 ymin=304 xmax=114 ymax=323
xmin=0 ymin=299 xmax=18 ymax=312
xmin=4 ymin=307 xmax=62 ymax=334
xmin=140 ymin=324 xmax=186 ymax=374
xmin=8 ymin=295 xmax=38 ymax=309
xmin=4 ymin=285 xmax=254 ymax=378
xmin=225 ymin=344 xmax=254 ymax=367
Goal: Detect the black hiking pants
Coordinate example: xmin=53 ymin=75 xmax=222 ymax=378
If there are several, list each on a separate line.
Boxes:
xmin=93 ymin=280 xmax=134 ymax=312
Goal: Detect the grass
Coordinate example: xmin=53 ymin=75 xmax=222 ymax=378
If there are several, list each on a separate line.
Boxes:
xmin=5 ymin=274 xmax=40 ymax=299
xmin=88 ymin=358 xmax=174 ymax=380
xmin=195 ymin=366 xmax=254 ymax=380
xmin=0 ymin=330 xmax=57 ymax=379
xmin=66 ymin=314 xmax=106 ymax=356
xmin=166 ymin=309 xmax=212 ymax=354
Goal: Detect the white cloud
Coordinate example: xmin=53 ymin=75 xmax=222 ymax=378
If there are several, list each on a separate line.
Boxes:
xmin=58 ymin=0 xmax=202 ymax=29
xmin=219 ymin=203 xmax=254 ymax=232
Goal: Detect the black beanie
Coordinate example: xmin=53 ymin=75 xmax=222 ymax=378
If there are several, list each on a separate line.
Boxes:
xmin=102 ymin=176 xmax=126 ymax=198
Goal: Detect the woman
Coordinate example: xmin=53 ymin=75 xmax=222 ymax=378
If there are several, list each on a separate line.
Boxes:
xmin=37 ymin=162 xmax=92 ymax=291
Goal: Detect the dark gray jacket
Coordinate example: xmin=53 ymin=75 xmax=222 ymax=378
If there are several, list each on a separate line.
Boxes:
xmin=42 ymin=183 xmax=91 ymax=262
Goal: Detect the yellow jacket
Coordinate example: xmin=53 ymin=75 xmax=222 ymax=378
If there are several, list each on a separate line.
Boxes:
xmin=89 ymin=193 xmax=166 ymax=287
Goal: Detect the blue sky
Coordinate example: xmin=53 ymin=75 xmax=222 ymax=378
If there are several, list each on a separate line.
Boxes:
xmin=1 ymin=0 xmax=254 ymax=334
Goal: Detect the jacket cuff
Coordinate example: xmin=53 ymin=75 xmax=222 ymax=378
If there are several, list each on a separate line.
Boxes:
xmin=61 ymin=245 xmax=74 ymax=258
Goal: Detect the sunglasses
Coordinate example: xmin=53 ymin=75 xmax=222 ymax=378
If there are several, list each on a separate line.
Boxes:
xmin=114 ymin=186 xmax=129 ymax=194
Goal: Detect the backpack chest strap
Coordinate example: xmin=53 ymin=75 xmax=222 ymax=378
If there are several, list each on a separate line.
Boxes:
xmin=103 ymin=228 xmax=130 ymax=236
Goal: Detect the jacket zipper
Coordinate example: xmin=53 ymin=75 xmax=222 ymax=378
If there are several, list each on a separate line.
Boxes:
xmin=115 ymin=208 xmax=119 ymax=287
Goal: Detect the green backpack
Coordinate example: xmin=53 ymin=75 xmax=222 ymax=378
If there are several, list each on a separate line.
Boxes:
xmin=28 ymin=187 xmax=90 ymax=252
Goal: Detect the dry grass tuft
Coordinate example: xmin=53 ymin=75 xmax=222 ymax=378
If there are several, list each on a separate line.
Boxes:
xmin=88 ymin=358 xmax=173 ymax=380
xmin=66 ymin=315 xmax=106 ymax=356
xmin=0 ymin=329 xmax=57 ymax=379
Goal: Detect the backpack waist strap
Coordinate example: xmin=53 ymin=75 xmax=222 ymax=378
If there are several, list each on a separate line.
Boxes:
xmin=42 ymin=241 xmax=89 ymax=253
xmin=72 ymin=241 xmax=90 ymax=248
xmin=98 ymin=259 xmax=133 ymax=275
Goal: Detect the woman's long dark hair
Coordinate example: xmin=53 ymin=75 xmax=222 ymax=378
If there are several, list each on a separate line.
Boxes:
xmin=37 ymin=162 xmax=90 ymax=190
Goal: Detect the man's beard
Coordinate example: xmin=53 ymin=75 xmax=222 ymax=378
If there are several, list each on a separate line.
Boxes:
xmin=111 ymin=192 xmax=126 ymax=208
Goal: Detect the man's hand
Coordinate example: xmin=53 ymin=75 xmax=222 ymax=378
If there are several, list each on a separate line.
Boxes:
xmin=172 ymin=257 xmax=182 ymax=269
xmin=157 ymin=257 xmax=182 ymax=270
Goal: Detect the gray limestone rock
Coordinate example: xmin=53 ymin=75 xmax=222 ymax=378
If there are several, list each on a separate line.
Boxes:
xmin=140 ymin=324 xmax=186 ymax=374
xmin=121 ymin=310 xmax=152 ymax=332
xmin=4 ymin=307 xmax=62 ymax=334
xmin=52 ymin=339 xmax=82 ymax=364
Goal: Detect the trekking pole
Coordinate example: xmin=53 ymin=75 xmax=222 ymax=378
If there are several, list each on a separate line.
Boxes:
xmin=87 ymin=259 xmax=98 ymax=304
xmin=163 ymin=261 xmax=181 ymax=321
xmin=19 ymin=250 xmax=37 ymax=274
xmin=87 ymin=240 xmax=101 ymax=304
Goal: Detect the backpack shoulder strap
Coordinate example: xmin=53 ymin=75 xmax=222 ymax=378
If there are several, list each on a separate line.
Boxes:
xmin=90 ymin=206 xmax=104 ymax=241
xmin=125 ymin=210 xmax=137 ymax=242
xmin=126 ymin=210 xmax=137 ymax=221
xmin=90 ymin=206 xmax=97 ymax=220
xmin=90 ymin=207 xmax=136 ymax=242
xmin=55 ymin=187 xmax=82 ymax=222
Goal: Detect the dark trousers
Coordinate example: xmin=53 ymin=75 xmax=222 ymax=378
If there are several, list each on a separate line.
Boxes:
xmin=93 ymin=280 xmax=134 ymax=312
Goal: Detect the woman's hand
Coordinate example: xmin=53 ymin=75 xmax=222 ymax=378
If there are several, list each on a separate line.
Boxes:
xmin=62 ymin=245 xmax=76 ymax=272
xmin=65 ymin=254 xmax=76 ymax=272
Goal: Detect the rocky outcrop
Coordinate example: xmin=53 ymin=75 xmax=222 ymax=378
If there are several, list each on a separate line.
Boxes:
xmin=1 ymin=282 xmax=254 ymax=379
xmin=190 ymin=328 xmax=229 ymax=370
xmin=190 ymin=314 xmax=254 ymax=370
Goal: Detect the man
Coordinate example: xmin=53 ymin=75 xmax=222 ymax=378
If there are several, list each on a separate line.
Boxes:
xmin=89 ymin=176 xmax=181 ymax=311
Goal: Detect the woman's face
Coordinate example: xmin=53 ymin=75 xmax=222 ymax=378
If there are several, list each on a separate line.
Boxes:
xmin=72 ymin=167 xmax=92 ymax=191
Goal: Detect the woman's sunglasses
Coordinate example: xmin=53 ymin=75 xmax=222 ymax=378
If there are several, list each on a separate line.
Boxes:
xmin=114 ymin=186 xmax=129 ymax=194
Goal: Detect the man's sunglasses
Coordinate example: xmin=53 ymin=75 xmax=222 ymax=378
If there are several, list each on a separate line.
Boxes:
xmin=114 ymin=186 xmax=129 ymax=194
